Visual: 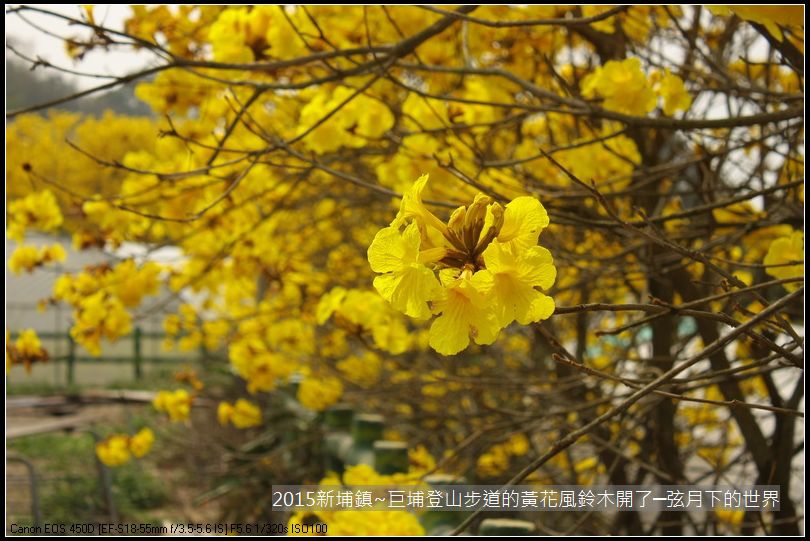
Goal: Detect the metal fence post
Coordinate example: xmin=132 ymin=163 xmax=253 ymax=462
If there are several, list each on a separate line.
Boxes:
xmin=67 ymin=334 xmax=76 ymax=386
xmin=86 ymin=430 xmax=118 ymax=524
xmin=7 ymin=455 xmax=43 ymax=529
xmin=133 ymin=327 xmax=143 ymax=380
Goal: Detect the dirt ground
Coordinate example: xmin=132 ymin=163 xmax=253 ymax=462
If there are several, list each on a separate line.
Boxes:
xmin=6 ymin=399 xmax=223 ymax=533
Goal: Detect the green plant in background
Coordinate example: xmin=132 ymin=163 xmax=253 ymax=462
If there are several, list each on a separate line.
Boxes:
xmin=7 ymin=432 xmax=167 ymax=528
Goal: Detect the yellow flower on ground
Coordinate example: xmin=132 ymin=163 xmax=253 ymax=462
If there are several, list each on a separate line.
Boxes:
xmin=129 ymin=427 xmax=155 ymax=458
xmin=763 ymin=230 xmax=803 ymax=291
xmin=96 ymin=435 xmax=132 ymax=467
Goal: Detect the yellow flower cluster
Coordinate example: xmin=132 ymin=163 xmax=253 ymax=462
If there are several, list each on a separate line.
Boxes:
xmin=8 ymin=243 xmax=66 ymax=274
xmin=476 ymin=433 xmax=531 ymax=477
xmin=218 ymin=399 xmax=263 ymax=429
xmin=163 ymin=304 xmax=230 ymax=352
xmin=581 ymin=58 xmax=692 ymax=116
xmin=51 ymin=260 xmax=161 ymax=355
xmin=368 ymin=174 xmax=556 ymax=355
xmin=336 ymin=352 xmax=382 ymax=389
xmin=299 ymin=86 xmax=395 ymax=154
xmin=228 ymin=318 xmax=301 ymax=393
xmin=297 ymin=376 xmax=344 ymax=412
xmin=153 ymin=389 xmax=194 ymax=422
xmin=6 ymin=329 xmax=49 ymax=373
xmin=317 ymin=287 xmax=411 ymax=355
xmin=763 ymin=230 xmax=804 ymax=292
xmin=7 ymin=189 xmax=64 ymax=241
xmin=289 ymin=463 xmax=427 ymax=536
xmin=95 ymin=427 xmax=155 ymax=467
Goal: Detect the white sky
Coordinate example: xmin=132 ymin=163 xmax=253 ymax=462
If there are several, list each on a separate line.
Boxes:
xmin=6 ymin=4 xmax=153 ymax=90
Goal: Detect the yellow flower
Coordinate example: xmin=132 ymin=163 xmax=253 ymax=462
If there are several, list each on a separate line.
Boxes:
xmin=368 ymin=174 xmax=557 ymax=355
xmin=710 ymin=6 xmax=804 ymax=40
xmin=15 ymin=329 xmax=44 ymax=357
xmin=96 ymin=435 xmax=132 ymax=467
xmin=429 ymin=269 xmax=500 ymax=356
xmin=153 ymin=389 xmax=193 ymax=422
xmin=8 ymin=246 xmax=41 ymax=274
xmin=408 ymin=445 xmax=437 ymax=475
xmin=9 ymin=243 xmax=67 ymax=274
xmin=395 ymin=173 xmax=449 ymax=236
xmin=217 ymin=401 xmax=234 ymax=426
xmin=224 ymin=399 xmax=263 ymax=428
xmin=129 ymin=427 xmax=155 ymax=458
xmin=316 ymin=287 xmax=347 ymax=324
xmin=476 ymin=445 xmax=510 ymax=477
xmin=654 ymin=69 xmax=692 ymax=116
xmin=474 ymin=242 xmax=556 ymax=327
xmin=329 ymin=510 xmax=425 ymax=536
xmin=506 ymin=433 xmax=530 ymax=456
xmin=496 ymin=196 xmax=550 ymax=249
xmin=41 ymin=243 xmax=67 ymax=264
xmin=70 ymin=292 xmax=132 ymax=356
xmin=763 ymin=230 xmax=803 ymax=291
xmin=368 ymin=221 xmax=442 ymax=320
xmin=297 ymin=376 xmax=343 ymax=412
xmin=715 ymin=507 xmax=745 ymax=526
xmin=336 ymin=352 xmax=382 ymax=388
xmin=581 ymin=57 xmax=657 ymax=116
xmin=7 ymin=189 xmax=64 ymax=241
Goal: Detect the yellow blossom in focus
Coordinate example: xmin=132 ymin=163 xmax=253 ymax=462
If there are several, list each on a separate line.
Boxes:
xmin=368 ymin=175 xmax=556 ymax=356
xmin=474 ymin=242 xmax=556 ymax=328
xmin=368 ymin=221 xmax=442 ymax=320
xmin=429 ymin=269 xmax=500 ymax=356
